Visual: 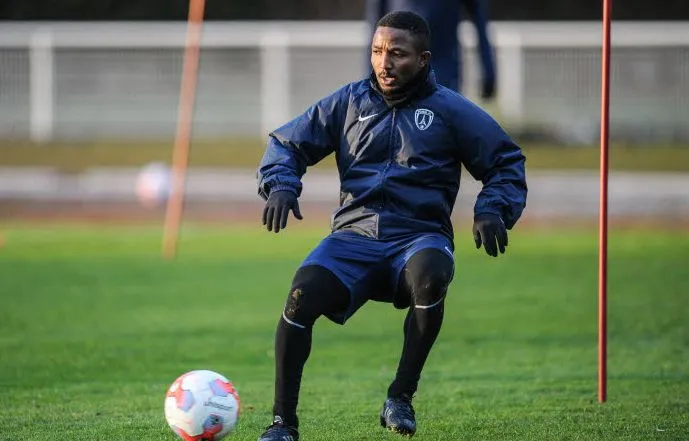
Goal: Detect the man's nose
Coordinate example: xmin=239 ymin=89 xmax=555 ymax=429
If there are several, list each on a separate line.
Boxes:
xmin=381 ymin=52 xmax=393 ymax=69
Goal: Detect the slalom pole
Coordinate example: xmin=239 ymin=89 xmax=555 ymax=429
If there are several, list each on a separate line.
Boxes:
xmin=598 ymin=0 xmax=613 ymax=403
xmin=162 ymin=0 xmax=206 ymax=259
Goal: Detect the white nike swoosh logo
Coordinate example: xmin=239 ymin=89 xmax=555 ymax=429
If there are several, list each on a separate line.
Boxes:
xmin=358 ymin=113 xmax=378 ymax=122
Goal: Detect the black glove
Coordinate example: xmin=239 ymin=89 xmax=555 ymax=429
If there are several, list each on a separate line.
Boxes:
xmin=472 ymin=213 xmax=507 ymax=257
xmin=262 ymin=190 xmax=303 ymax=233
xmin=481 ymin=76 xmax=496 ymax=101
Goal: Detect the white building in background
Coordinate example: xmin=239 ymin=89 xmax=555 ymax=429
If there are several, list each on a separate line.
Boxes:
xmin=0 ymin=21 xmax=688 ymax=143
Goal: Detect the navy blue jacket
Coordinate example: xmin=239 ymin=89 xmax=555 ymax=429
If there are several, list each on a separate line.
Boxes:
xmin=257 ymin=71 xmax=526 ymax=242
xmin=365 ymin=0 xmax=495 ymax=92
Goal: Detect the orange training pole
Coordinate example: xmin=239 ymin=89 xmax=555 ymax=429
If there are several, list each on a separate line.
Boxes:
xmin=162 ymin=0 xmax=206 ymax=259
xmin=599 ymin=0 xmax=612 ymax=403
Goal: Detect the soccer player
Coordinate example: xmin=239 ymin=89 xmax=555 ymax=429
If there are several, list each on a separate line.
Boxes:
xmin=256 ymin=11 xmax=526 ymax=441
xmin=366 ymin=0 xmax=497 ymax=99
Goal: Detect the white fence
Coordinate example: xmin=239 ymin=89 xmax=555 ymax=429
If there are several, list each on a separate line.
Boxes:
xmin=1 ymin=21 xmax=688 ymax=143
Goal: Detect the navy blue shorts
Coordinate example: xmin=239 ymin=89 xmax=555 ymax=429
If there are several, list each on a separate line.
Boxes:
xmin=299 ymin=230 xmax=455 ymax=324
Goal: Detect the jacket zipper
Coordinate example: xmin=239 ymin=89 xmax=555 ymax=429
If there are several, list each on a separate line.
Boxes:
xmin=380 ymin=108 xmax=396 ymax=209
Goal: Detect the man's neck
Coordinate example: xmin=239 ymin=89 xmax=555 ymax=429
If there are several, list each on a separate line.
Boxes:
xmin=371 ymin=65 xmax=432 ymax=108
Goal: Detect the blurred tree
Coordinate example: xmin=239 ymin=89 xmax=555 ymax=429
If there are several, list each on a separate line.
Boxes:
xmin=489 ymin=0 xmax=689 ymax=20
xmin=1 ymin=0 xmax=687 ymax=20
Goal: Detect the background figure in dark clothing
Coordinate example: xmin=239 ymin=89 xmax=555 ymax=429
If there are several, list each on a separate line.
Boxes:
xmin=366 ymin=0 xmax=496 ymax=99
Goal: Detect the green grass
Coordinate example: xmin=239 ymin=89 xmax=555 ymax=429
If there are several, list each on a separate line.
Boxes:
xmin=0 ymin=225 xmax=688 ymax=440
xmin=2 ymin=139 xmax=689 ymax=172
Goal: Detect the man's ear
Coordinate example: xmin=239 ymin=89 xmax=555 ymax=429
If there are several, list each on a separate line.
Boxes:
xmin=420 ymin=51 xmax=431 ymax=67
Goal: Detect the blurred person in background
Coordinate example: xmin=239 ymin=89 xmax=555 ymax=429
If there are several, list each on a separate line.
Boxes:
xmin=255 ymin=10 xmax=526 ymax=441
xmin=366 ymin=0 xmax=497 ymax=100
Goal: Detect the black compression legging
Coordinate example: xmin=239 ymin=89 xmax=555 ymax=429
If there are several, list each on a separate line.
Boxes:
xmin=388 ymin=248 xmax=453 ymax=398
xmin=272 ymin=265 xmax=350 ymax=427
xmin=272 ymin=248 xmax=454 ymax=426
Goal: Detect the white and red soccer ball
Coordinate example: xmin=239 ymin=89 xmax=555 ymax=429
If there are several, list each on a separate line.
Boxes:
xmin=164 ymin=370 xmax=241 ymax=441
xmin=135 ymin=162 xmax=172 ymax=208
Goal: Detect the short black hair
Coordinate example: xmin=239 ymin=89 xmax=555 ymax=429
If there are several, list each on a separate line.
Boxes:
xmin=375 ymin=10 xmax=431 ymax=52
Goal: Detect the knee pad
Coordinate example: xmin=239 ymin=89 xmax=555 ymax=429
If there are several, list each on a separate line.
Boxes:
xmin=401 ymin=249 xmax=453 ymax=308
xmin=283 ymin=265 xmax=349 ymax=327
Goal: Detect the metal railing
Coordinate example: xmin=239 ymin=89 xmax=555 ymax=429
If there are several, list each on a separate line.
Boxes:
xmin=1 ymin=21 xmax=687 ymax=143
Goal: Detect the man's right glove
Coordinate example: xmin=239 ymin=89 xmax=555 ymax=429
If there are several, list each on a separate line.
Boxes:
xmin=262 ymin=190 xmax=303 ymax=233
xmin=472 ymin=213 xmax=507 ymax=257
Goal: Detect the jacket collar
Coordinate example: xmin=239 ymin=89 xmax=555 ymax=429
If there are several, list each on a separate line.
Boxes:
xmin=369 ymin=66 xmax=437 ymax=108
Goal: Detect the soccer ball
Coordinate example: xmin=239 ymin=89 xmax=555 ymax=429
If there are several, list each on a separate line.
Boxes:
xmin=135 ymin=162 xmax=172 ymax=208
xmin=164 ymin=370 xmax=241 ymax=441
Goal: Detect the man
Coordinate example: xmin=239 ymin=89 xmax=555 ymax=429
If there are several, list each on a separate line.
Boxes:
xmin=366 ymin=0 xmax=497 ymax=99
xmin=256 ymin=11 xmax=526 ymax=441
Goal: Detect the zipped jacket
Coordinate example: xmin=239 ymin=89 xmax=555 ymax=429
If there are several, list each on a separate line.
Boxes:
xmin=257 ymin=71 xmax=526 ymax=241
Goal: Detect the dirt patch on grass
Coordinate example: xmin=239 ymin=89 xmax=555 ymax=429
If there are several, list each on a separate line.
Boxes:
xmin=2 ymin=200 xmax=687 ymax=231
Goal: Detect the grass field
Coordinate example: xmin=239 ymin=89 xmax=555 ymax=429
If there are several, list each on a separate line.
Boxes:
xmin=0 ymin=225 xmax=687 ymax=440
xmin=2 ymin=140 xmax=689 ymax=172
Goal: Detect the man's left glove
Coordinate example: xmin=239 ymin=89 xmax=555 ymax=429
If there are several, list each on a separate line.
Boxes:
xmin=262 ymin=190 xmax=303 ymax=233
xmin=472 ymin=213 xmax=507 ymax=257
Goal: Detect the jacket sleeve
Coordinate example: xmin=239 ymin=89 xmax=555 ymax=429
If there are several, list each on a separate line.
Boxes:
xmin=453 ymin=102 xmax=527 ymax=229
xmin=257 ymin=86 xmax=348 ymax=200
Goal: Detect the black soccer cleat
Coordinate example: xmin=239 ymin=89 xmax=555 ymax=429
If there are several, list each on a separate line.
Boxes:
xmin=257 ymin=416 xmax=300 ymax=441
xmin=380 ymin=394 xmax=416 ymax=437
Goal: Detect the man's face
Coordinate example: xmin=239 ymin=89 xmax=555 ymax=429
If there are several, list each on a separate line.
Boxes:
xmin=371 ymin=26 xmax=430 ymax=94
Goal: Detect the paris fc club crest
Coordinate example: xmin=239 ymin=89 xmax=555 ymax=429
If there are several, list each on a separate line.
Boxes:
xmin=414 ymin=108 xmax=434 ymax=130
